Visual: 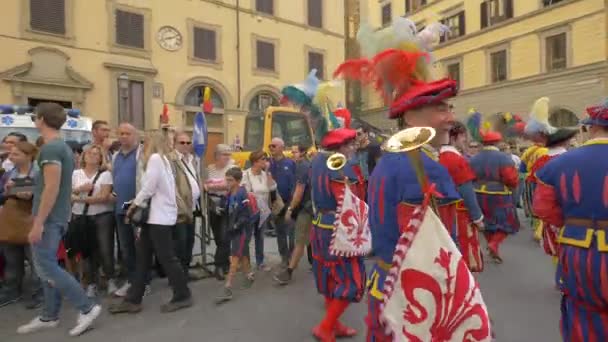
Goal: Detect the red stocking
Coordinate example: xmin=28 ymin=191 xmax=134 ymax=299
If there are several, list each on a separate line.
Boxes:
xmin=492 ymin=231 xmax=508 ymax=254
xmin=320 ymin=299 xmax=349 ymax=332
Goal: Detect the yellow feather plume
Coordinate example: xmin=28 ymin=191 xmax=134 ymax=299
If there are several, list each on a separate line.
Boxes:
xmin=397 ymin=42 xmax=431 ymax=82
xmin=503 ymin=112 xmax=512 ymax=122
xmin=482 ymin=121 xmax=492 ymax=132
xmin=468 ymin=108 xmax=477 ymax=115
xmin=203 ymin=87 xmax=211 ymax=102
xmin=313 ymin=80 xmax=343 ymax=119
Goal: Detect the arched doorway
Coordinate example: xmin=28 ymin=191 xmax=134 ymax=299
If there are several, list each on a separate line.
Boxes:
xmin=182 ymin=85 xmax=225 ymax=164
xmin=248 ymin=91 xmax=279 ymax=115
xmin=549 ymin=107 xmax=579 ymax=127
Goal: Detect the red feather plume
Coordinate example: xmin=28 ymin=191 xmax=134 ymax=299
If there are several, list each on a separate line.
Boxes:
xmin=333 ymin=49 xmax=427 ymax=103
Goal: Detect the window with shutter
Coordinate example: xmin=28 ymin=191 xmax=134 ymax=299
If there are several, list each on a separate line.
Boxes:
xmin=447 ymin=63 xmax=461 ymax=88
xmin=115 ymin=10 xmax=145 ymax=48
xmin=546 ymin=33 xmax=567 ymax=71
xmin=381 ymin=3 xmax=392 ymax=27
xmin=543 ymin=0 xmax=565 ymax=7
xmin=480 ymin=0 xmax=513 ymax=27
xmin=194 ymin=27 xmax=217 ymax=61
xmin=405 ymin=0 xmax=426 ymax=13
xmin=308 ymin=52 xmax=324 ymax=80
xmin=30 ymin=0 xmax=66 ymax=35
xmin=490 ymin=50 xmax=507 ymax=83
xmin=256 ymin=40 xmax=275 ymax=71
xmin=256 ymin=0 xmax=274 ymax=15
xmin=440 ymin=11 xmax=465 ymax=43
xmin=308 ymin=0 xmax=323 ymax=28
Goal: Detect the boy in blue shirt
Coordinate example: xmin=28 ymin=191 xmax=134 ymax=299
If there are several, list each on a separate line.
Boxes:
xmin=216 ymin=167 xmax=256 ymax=304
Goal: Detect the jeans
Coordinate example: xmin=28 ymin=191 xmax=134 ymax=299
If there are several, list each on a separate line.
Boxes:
xmin=86 ymin=212 xmax=115 ymax=284
xmin=172 ymin=222 xmax=195 ymax=271
xmin=31 ymin=221 xmax=94 ymax=320
xmin=1 ymin=243 xmax=40 ymax=296
xmin=115 ymin=214 xmax=137 ymax=282
xmin=209 ymin=210 xmax=229 ymax=272
xmin=253 ymin=218 xmax=267 ymax=266
xmin=126 ymin=224 xmax=190 ymax=304
xmin=275 ymin=212 xmax=295 ymax=264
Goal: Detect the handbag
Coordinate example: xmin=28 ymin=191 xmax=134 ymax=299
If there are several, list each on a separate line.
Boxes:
xmin=0 ymin=197 xmax=33 ymax=244
xmin=128 ymin=199 xmax=151 ymax=227
xmin=65 ymin=171 xmax=102 ymax=258
xmin=271 ymin=192 xmax=285 ymax=216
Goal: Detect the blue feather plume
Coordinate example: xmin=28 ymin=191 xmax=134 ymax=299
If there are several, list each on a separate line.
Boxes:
xmin=466 ymin=110 xmax=483 ymax=143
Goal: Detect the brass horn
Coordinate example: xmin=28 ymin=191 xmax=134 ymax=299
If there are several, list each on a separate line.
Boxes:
xmin=383 ymin=126 xmax=436 ymax=153
xmin=326 ymin=153 xmax=347 ymax=171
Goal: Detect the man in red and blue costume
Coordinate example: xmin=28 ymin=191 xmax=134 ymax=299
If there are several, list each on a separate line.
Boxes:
xmin=466 ymin=113 xmax=519 ymax=263
xmin=439 ymin=121 xmax=485 ymax=273
xmin=310 ymin=127 xmax=366 ymax=342
xmin=333 ymin=45 xmax=465 ymax=342
xmin=533 ymin=99 xmax=608 ymax=342
xmin=525 ymin=97 xmax=578 ymax=289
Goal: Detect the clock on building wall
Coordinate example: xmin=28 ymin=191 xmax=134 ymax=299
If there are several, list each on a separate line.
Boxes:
xmin=157 ymin=26 xmax=182 ymax=51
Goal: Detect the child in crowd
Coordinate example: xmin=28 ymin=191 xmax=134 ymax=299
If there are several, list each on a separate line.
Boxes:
xmin=216 ymin=167 xmax=256 ymax=304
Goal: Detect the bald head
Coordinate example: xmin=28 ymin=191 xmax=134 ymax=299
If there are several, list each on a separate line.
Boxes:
xmin=270 ymin=137 xmax=285 ymax=157
xmin=118 ymin=123 xmax=139 ymax=151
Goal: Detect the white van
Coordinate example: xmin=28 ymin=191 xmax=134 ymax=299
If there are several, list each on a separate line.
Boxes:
xmin=0 ymin=105 xmax=93 ymax=144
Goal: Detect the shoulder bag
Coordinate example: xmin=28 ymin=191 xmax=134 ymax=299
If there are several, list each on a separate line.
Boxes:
xmin=65 ymin=171 xmax=102 ymax=259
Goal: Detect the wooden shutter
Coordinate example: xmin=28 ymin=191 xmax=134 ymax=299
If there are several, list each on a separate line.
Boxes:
xmin=458 ymin=11 xmax=466 ymax=37
xmin=405 ymin=0 xmax=410 ymax=14
xmin=116 ymin=10 xmax=144 ymax=48
xmin=308 ymin=52 xmax=324 ymax=79
xmin=480 ymin=2 xmax=489 ymax=29
xmin=256 ymin=41 xmax=275 ymax=71
xmin=439 ymin=19 xmax=446 ymax=43
xmin=194 ymin=27 xmax=216 ymax=61
xmin=128 ymin=81 xmax=145 ymax=130
xmin=30 ymin=0 xmax=66 ymax=34
xmin=308 ymin=0 xmax=323 ymax=28
xmin=381 ymin=4 xmax=392 ymax=26
xmin=505 ymin=0 xmax=513 ymax=19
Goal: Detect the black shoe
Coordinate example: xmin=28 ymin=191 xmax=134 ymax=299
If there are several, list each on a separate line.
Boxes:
xmin=160 ymin=297 xmax=193 ymax=313
xmin=273 ymin=270 xmax=292 ymax=286
xmin=23 ymin=294 xmax=42 ymax=310
xmin=108 ymin=301 xmax=142 ymax=314
xmin=0 ymin=292 xmax=21 ymax=308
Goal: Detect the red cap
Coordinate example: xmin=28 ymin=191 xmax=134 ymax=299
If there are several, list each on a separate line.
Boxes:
xmin=482 ymin=131 xmax=502 ymax=144
xmin=389 ymin=79 xmax=458 ymax=119
xmin=333 ymin=108 xmax=352 ymax=129
xmin=321 ymin=128 xmax=357 ymax=149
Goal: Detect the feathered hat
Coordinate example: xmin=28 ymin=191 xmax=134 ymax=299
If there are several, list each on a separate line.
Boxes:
xmin=280 ymin=71 xmax=355 ymax=149
xmin=333 ymin=17 xmax=457 ymax=119
xmin=582 ymin=98 xmax=608 ymax=127
xmin=466 ymin=109 xmax=502 ymax=144
xmin=525 ymin=97 xmax=578 ymax=147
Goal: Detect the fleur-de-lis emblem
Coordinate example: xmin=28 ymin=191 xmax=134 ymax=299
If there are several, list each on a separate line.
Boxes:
xmin=1 ymin=115 xmax=14 ymax=126
xmin=400 ymin=248 xmax=491 ymax=341
xmin=66 ymin=119 xmax=78 ymax=128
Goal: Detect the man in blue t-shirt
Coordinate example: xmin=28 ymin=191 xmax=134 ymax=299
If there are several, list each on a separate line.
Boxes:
xmin=268 ymin=137 xmax=296 ymax=266
xmin=17 ymin=102 xmax=101 ymax=337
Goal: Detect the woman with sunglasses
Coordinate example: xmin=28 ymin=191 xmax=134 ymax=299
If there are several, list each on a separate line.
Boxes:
xmin=241 ymin=150 xmax=276 ymax=272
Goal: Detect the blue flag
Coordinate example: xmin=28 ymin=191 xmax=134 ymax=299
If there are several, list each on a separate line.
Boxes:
xmin=193 ymin=111 xmax=207 ymax=158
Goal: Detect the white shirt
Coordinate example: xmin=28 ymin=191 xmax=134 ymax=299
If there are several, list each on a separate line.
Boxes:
xmin=71 ymin=169 xmax=113 ymax=215
xmin=177 ymin=152 xmax=201 ymax=208
xmin=510 ymin=154 xmax=522 ymax=168
xmin=134 ymin=154 xmax=177 ymax=226
xmin=241 ymin=168 xmax=276 ymax=224
xmin=2 ymin=159 xmax=14 ymax=171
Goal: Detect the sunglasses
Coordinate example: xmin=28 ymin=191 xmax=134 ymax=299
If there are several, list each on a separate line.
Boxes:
xmin=179 ymin=141 xmax=192 ymax=145
xmin=268 ymin=144 xmax=276 ymax=148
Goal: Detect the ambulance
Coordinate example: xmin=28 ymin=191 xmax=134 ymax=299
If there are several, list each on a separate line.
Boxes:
xmin=0 ymin=105 xmax=93 ymax=144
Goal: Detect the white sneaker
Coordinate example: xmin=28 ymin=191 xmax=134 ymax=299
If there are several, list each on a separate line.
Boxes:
xmin=69 ymin=304 xmax=101 ymax=337
xmin=17 ymin=317 xmax=59 ymax=334
xmin=113 ymin=282 xmax=130 ymax=297
xmin=107 ymin=279 xmax=118 ymax=296
xmin=143 ymin=284 xmax=152 ymax=297
xmin=86 ymin=285 xmax=97 ymax=298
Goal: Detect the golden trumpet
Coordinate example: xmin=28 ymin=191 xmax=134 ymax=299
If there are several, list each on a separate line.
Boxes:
xmin=383 ymin=126 xmax=436 ymax=153
xmin=326 ymin=153 xmax=347 ymax=171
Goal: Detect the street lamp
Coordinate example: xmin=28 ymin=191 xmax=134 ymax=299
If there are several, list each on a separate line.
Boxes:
xmin=118 ymin=73 xmax=129 ymax=122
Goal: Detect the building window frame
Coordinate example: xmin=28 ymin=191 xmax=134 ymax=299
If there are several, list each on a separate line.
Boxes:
xmin=21 ymin=0 xmax=75 ymax=46
xmin=439 ymin=6 xmax=466 ymax=43
xmin=305 ymin=0 xmax=324 ymax=29
xmin=252 ymin=34 xmax=280 ymax=77
xmin=381 ymin=2 xmax=392 ymax=27
xmin=405 ymin=0 xmax=428 ymax=14
xmin=485 ymin=43 xmax=510 ymax=84
xmin=107 ymin=2 xmax=152 ymax=58
xmin=541 ymin=0 xmax=567 ymax=8
xmin=442 ymin=57 xmax=463 ymax=90
xmin=255 ymin=0 xmax=275 ymax=16
xmin=305 ymin=46 xmax=327 ymax=80
xmin=480 ymin=0 xmax=513 ymax=28
xmin=539 ymin=25 xmax=572 ymax=73
xmin=187 ymin=19 xmax=222 ymax=69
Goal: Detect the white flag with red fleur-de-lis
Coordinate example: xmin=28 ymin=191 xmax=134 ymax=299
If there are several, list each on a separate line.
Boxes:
xmin=380 ymin=204 xmax=492 ymax=342
xmin=329 ymin=184 xmax=371 ymax=257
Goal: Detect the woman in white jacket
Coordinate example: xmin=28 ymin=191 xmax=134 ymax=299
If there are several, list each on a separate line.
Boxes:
xmin=109 ymin=132 xmax=192 ymax=314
